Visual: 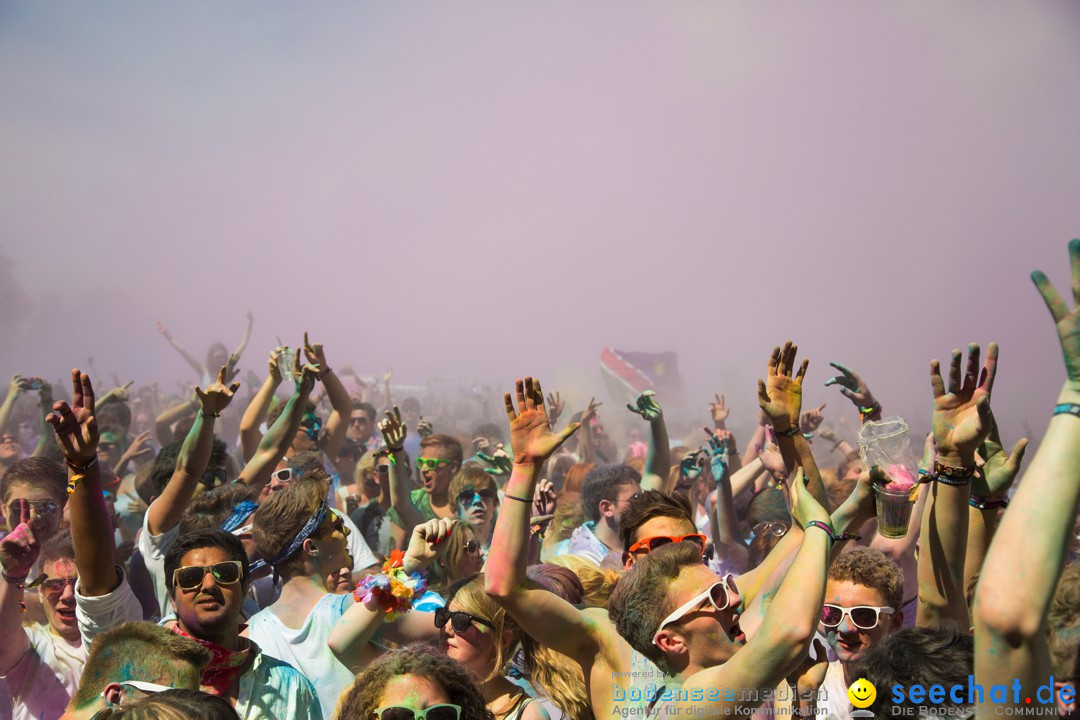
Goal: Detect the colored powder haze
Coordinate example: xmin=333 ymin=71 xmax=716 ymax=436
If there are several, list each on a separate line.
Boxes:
xmin=2 ymin=1 xmax=1079 ymax=451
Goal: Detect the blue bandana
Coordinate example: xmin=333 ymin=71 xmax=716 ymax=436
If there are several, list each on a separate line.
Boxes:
xmin=219 ymin=500 xmax=259 ymax=533
xmin=266 ymin=502 xmax=328 ymax=568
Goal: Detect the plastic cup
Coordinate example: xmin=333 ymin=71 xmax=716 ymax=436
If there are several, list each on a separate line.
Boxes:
xmin=873 ymin=484 xmax=916 ymax=539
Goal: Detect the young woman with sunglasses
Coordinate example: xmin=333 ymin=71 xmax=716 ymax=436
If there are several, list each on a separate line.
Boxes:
xmin=336 ymin=643 xmax=493 ymax=720
xmin=414 ymin=523 xmax=485 ymax=611
xmin=449 ymin=464 xmax=499 ymax=550
xmin=438 ymin=575 xmax=549 ymax=720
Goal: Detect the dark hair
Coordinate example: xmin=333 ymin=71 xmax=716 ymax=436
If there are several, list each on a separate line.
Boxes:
xmin=851 ymin=623 xmax=973 ymax=719
xmin=70 ymin=622 xmax=210 ymax=709
xmin=108 ymin=688 xmax=239 ymax=720
xmin=352 ymin=401 xmax=377 ymax=421
xmin=164 ymin=529 xmax=249 ymax=595
xmin=526 ymin=564 xmax=585 ymax=605
xmin=40 ymin=528 xmax=75 ymax=567
xmin=582 ymin=464 xmax=641 ymax=523
xmin=335 ymin=644 xmax=494 ymax=720
xmin=147 ymin=442 xmax=184 ymax=505
xmin=289 ymin=451 xmax=326 ymax=478
xmin=337 ymin=437 xmax=361 ymax=461
xmin=618 ymin=490 xmax=694 ymax=552
xmin=178 ymin=484 xmax=258 ymax=537
xmin=746 ymin=485 xmax=790 ymax=530
xmin=98 ymin=402 xmax=133 ymax=435
xmin=401 ymin=397 xmax=421 ymax=413
xmin=607 ymin=540 xmax=702 ymax=674
xmin=419 ymin=434 xmax=463 ymax=465
xmin=1 ymin=457 xmax=68 ymax=505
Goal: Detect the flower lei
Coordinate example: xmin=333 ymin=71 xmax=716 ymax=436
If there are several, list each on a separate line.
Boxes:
xmin=354 ymin=549 xmax=427 ymax=621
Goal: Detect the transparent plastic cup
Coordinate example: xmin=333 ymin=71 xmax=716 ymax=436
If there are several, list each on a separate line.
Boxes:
xmin=872 ymin=484 xmax=916 ymax=538
xmin=279 ymin=346 xmax=293 ymax=384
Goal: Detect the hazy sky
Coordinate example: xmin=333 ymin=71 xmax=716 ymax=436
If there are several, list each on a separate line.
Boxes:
xmin=2 ymin=1 xmax=1079 ymax=447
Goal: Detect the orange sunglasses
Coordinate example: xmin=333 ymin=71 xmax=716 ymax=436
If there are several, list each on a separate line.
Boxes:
xmin=627 ymin=533 xmax=708 ymax=555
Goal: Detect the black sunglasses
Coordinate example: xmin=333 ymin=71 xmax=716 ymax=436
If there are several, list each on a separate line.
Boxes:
xmin=434 ymin=606 xmax=495 ymax=633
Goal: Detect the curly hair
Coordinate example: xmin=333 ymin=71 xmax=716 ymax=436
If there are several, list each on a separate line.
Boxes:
xmin=1049 ymin=562 xmax=1080 ymax=678
xmin=334 ymin=644 xmax=493 ymax=720
xmin=828 ymin=546 xmax=904 ymax=611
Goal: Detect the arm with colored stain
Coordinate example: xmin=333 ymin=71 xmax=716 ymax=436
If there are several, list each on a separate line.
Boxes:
xmin=917 ymin=342 xmax=997 ymax=630
xmin=380 ymin=406 xmax=425 ymax=545
xmin=627 ymin=391 xmax=672 ymax=492
xmin=0 ymin=499 xmax=36 ymax=673
xmin=239 ymin=347 xmax=285 ymax=462
xmin=302 ymin=333 xmax=351 ymax=459
xmin=975 ymin=241 xmax=1080 ymax=709
xmin=146 ymin=367 xmax=239 ymax=535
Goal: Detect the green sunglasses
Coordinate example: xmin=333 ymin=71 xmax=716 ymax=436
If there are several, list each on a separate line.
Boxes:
xmin=416 ymin=458 xmax=455 ymax=470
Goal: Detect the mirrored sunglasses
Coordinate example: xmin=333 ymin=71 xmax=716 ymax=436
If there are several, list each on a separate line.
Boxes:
xmin=172 ymin=560 xmax=244 ymax=591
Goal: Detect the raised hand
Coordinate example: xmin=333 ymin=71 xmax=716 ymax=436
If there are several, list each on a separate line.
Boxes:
xmin=195 ymin=365 xmax=241 ymax=415
xmin=225 ymin=352 xmax=241 ymax=383
xmin=973 ymin=416 xmax=1028 ymax=499
xmin=710 ymin=394 xmax=731 ymax=426
xmin=930 ymin=343 xmax=997 ymax=467
xmin=36 ymin=378 xmax=53 ymax=408
xmin=292 ymin=348 xmax=320 ymax=395
xmin=757 ymin=341 xmax=808 ymax=429
xmin=546 ymin=391 xmax=565 ymax=427
xmin=417 ymin=416 xmax=434 ymax=439
xmin=581 ymin=397 xmax=603 ymax=425
xmin=268 ymin=346 xmax=285 ymax=382
xmin=383 ymin=368 xmax=393 ymax=384
xmin=801 ymin=403 xmax=826 ymax=433
xmin=626 ymin=390 xmax=663 ymax=422
xmin=302 ymin=331 xmax=329 ymax=375
xmin=46 ymin=370 xmax=99 ymax=468
xmin=789 ymin=468 xmax=830 ymax=529
xmin=533 ymin=478 xmax=557 ymax=515
xmin=379 ymin=406 xmax=407 ymax=452
xmin=1032 ymin=239 xmax=1080 ymax=387
xmin=7 ymin=375 xmax=29 ymax=397
xmin=504 ymin=377 xmax=581 ymax=466
xmin=155 ymin=320 xmax=173 ymax=340
xmin=477 ymin=444 xmax=513 ymax=477
xmin=705 ymin=430 xmax=730 ymax=485
xmin=759 ymin=442 xmax=787 ymax=479
xmin=824 ymin=362 xmax=878 ymax=412
xmin=404 ymin=517 xmax=457 ymax=571
xmin=120 ymin=430 xmax=155 ymax=463
xmin=0 ymin=500 xmax=39 ymax=578
xmin=680 ymin=448 xmax=706 ymax=481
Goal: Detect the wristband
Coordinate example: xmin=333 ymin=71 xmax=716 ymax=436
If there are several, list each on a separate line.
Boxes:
xmin=1054 ymin=403 xmax=1080 ymax=419
xmin=917 ymin=469 xmax=934 ymax=484
xmin=859 ymin=403 xmax=881 ymax=418
xmin=65 ymin=456 xmax=99 ymax=495
xmin=505 ymin=493 xmax=533 ymax=504
xmin=803 ymin=433 xmax=814 ymax=441
xmin=970 ymin=495 xmax=1009 ymax=510
xmin=777 ymin=425 xmax=802 ymax=438
xmin=805 ymin=520 xmax=838 ymax=542
xmin=202 ymin=412 xmax=221 ymax=418
xmin=319 ymin=367 xmax=333 ymax=379
xmin=933 ymin=462 xmax=974 ymax=486
xmin=2 ymin=572 xmax=28 ymax=586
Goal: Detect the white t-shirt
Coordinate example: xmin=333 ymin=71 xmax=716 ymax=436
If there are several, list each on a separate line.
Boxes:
xmin=246 ymin=592 xmax=355 ymax=719
xmin=335 ymin=509 xmax=377 ymax=573
xmin=1 ymin=574 xmax=142 ymax=720
xmin=818 ymin=660 xmax=853 ymax=720
xmin=137 ymin=511 xmax=180 ymax=620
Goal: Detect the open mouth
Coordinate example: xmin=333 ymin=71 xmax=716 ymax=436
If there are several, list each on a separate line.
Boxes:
xmin=729 ymin=617 xmax=745 ymax=642
xmin=55 ymin=607 xmax=76 ymax=621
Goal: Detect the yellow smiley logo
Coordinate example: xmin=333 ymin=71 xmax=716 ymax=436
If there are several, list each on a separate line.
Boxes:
xmin=848 ymin=678 xmax=876 ymax=709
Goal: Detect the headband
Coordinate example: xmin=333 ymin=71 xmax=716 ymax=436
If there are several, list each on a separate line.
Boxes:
xmin=219 ymin=500 xmax=259 ymax=533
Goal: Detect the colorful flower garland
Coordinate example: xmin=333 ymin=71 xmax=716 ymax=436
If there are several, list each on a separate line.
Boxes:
xmin=354 ymin=549 xmax=427 ymax=621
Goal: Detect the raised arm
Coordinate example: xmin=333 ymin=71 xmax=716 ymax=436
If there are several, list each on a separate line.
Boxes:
xmin=232 ymin=310 xmax=254 ymax=359
xmin=47 ymin=370 xmax=116 ymax=595
xmin=145 ymin=367 xmax=239 ymax=536
xmin=975 ymin=240 xmax=1080 ymax=708
xmin=154 ymin=395 xmax=198 ymax=446
xmin=705 ymin=431 xmax=750 ymax=571
xmin=0 ymin=375 xmax=28 ymax=435
xmin=484 ymin=377 xmax=606 ymax=663
xmin=379 ymin=406 xmax=426 ymax=542
xmin=627 ymin=390 xmax=671 ymax=491
xmin=329 ymin=517 xmax=456 ymax=671
xmin=681 ymin=469 xmax=833 ymax=714
xmin=576 ymin=398 xmax=602 ymax=465
xmin=0 ymin=500 xmax=37 ymax=673
xmin=155 ymin=321 xmax=204 ymax=377
xmin=303 ymin=333 xmax=351 ymax=459
xmin=964 ymin=417 xmax=1027 ymax=593
xmin=237 ymin=349 xmax=318 ymax=489
xmin=917 ymin=342 xmax=997 ymax=629
xmin=240 ymin=347 xmax=285 ymax=462
xmin=30 ymin=379 xmax=54 ymax=458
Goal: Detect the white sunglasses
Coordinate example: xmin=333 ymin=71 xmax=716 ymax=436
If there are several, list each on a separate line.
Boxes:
xmin=652 ymin=574 xmax=739 ymax=646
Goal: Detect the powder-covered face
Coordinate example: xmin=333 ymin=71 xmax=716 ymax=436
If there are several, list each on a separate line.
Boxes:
xmin=377 ymin=674 xmax=452 ymax=713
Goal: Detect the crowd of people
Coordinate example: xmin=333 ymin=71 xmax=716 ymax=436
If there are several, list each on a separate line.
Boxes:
xmin=1 ymin=240 xmax=1078 ymax=720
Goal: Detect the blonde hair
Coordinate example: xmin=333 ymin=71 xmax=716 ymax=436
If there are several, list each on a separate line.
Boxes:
xmin=548 ymin=555 xmax=621 ymax=607
xmin=531 ymin=645 xmax=594 ymax=720
xmin=449 ymin=574 xmax=522 ymax=683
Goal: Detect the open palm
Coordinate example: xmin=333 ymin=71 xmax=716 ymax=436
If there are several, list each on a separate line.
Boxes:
xmin=505 ymin=377 xmax=580 ymax=465
xmin=930 ymin=342 xmax=997 ymax=464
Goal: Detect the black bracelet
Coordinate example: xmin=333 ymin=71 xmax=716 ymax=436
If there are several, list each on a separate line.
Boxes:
xmin=1054 ymin=403 xmax=1080 ymax=419
xmin=505 ymin=493 xmax=533 ymax=504
xmin=65 ymin=456 xmax=99 ymax=472
xmin=805 ymin=520 xmax=837 ymax=542
xmin=778 ymin=425 xmax=802 ymax=438
xmin=202 ymin=412 xmax=220 ymax=418
xmin=970 ymin=495 xmax=1009 ymax=510
xmin=1 ymin=572 xmax=28 ymax=587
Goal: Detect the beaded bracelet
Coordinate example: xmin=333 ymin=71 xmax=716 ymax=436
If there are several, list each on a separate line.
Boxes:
xmin=777 ymin=425 xmax=802 ymax=438
xmin=970 ymin=495 xmax=1009 ymax=510
xmin=932 ymin=461 xmax=974 ymax=487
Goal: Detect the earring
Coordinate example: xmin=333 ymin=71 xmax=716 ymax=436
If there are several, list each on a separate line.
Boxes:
xmin=310 ymin=549 xmax=319 ymax=556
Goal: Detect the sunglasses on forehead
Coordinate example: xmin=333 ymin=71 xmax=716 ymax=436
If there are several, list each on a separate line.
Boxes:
xmin=373 ymin=705 xmax=461 ymax=720
xmin=627 ymin=533 xmax=707 ymax=556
